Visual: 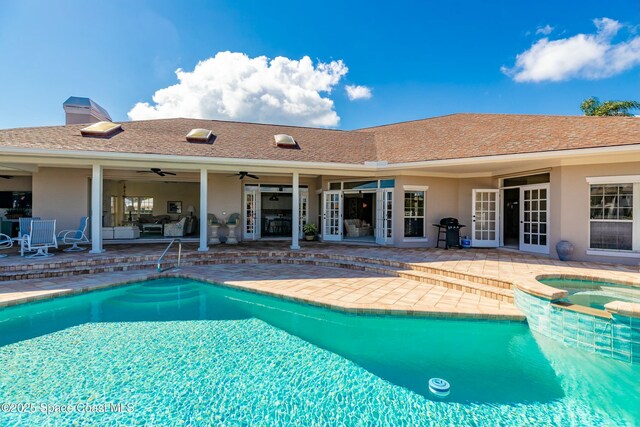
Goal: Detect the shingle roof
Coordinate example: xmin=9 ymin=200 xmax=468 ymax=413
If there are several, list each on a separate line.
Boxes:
xmin=358 ymin=113 xmax=640 ymax=163
xmin=0 ymin=118 xmax=377 ymax=164
xmin=0 ymin=114 xmax=638 ymax=165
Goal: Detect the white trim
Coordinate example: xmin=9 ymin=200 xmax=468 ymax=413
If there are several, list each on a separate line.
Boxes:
xmin=402 ymin=185 xmax=429 ymax=191
xmin=403 ymin=238 xmax=429 ymax=243
xmin=586 ymin=249 xmax=640 ymax=258
xmin=402 ymin=188 xmax=427 ymax=239
xmin=586 ymin=175 xmax=640 ymax=184
xmin=198 ymin=168 xmax=209 ymax=252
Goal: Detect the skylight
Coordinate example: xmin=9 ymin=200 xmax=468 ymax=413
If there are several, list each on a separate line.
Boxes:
xmin=274 ymin=134 xmax=297 ymax=148
xmin=80 ymin=121 xmax=122 ymax=137
xmin=186 ymin=128 xmax=214 ymax=143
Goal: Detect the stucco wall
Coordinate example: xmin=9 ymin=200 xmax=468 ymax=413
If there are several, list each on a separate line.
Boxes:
xmin=32 ymin=167 xmax=90 ymax=231
xmin=555 ymin=162 xmax=640 ymax=265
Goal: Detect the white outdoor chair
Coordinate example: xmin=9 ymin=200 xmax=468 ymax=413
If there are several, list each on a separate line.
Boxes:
xmin=22 ymin=220 xmax=57 ymax=258
xmin=57 ymin=216 xmax=90 ymax=251
xmin=18 ymin=216 xmax=41 ymax=256
xmin=0 ymin=233 xmax=13 ymax=258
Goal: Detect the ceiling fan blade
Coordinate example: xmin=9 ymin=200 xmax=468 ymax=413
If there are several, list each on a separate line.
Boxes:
xmin=158 ymin=172 xmax=166 ymax=177
xmin=247 ymin=174 xmax=260 ymax=179
xmin=0 ymin=175 xmax=12 ymax=179
xmin=164 ymin=172 xmax=177 ymax=176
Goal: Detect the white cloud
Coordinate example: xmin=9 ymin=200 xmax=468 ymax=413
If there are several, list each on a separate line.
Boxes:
xmin=535 ymin=24 xmax=554 ymax=36
xmin=128 ymin=51 xmax=352 ymax=127
xmin=345 ymin=84 xmax=372 ymax=100
xmin=502 ymin=18 xmax=640 ymax=82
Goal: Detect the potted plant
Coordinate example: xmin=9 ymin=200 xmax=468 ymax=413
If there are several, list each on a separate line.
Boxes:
xmin=302 ymin=223 xmax=318 ymax=241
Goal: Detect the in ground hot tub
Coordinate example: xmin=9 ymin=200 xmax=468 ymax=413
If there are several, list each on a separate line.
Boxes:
xmin=514 ymin=275 xmax=640 ymax=364
xmin=539 ymin=278 xmax=640 ymax=310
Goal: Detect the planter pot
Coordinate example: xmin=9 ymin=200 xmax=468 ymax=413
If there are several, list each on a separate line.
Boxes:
xmin=556 ymin=240 xmax=574 ymax=261
xmin=304 ymin=234 xmax=315 ymax=241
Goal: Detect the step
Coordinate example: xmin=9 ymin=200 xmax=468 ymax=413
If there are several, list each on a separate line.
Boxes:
xmin=1 ymin=252 xmax=514 ymax=303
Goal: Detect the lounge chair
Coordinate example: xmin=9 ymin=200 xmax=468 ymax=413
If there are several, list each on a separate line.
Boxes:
xmin=57 ymin=216 xmax=90 ymax=251
xmin=22 ymin=219 xmax=57 ymax=258
xmin=0 ymin=233 xmax=13 ymax=258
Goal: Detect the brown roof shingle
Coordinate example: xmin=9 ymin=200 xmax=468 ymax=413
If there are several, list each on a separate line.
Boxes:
xmin=358 ymin=113 xmax=640 ymax=163
xmin=0 ymin=118 xmax=377 ymax=164
xmin=0 ymin=114 xmax=638 ymax=165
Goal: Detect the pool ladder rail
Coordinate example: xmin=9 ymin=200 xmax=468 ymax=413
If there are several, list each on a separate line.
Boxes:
xmin=157 ymin=238 xmax=182 ymax=273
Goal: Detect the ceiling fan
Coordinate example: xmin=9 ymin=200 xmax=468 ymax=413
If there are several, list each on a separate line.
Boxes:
xmin=228 ymin=171 xmax=259 ymax=180
xmin=136 ymin=168 xmax=177 ymax=177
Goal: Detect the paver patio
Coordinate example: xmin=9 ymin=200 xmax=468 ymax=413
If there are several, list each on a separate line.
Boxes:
xmin=0 ymin=242 xmax=638 ymax=320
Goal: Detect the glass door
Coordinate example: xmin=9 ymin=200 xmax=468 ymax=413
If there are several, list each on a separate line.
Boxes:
xmin=243 ymin=188 xmax=259 ymax=240
xmin=322 ymin=191 xmax=342 ymax=241
xmin=472 ymin=189 xmax=500 ymax=247
xmin=299 ymin=189 xmax=309 ymax=235
xmin=375 ymin=189 xmax=393 ymax=244
xmin=520 ymin=184 xmax=549 ymax=253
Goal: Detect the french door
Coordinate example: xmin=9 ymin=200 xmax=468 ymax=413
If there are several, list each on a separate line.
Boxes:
xmin=298 ymin=189 xmax=309 ymax=235
xmin=243 ymin=188 xmax=258 ymax=240
xmin=472 ymin=189 xmax=500 ymax=247
xmin=520 ymin=184 xmax=549 ymax=253
xmin=322 ymin=191 xmax=342 ymax=241
xmin=375 ymin=189 xmax=393 ymax=244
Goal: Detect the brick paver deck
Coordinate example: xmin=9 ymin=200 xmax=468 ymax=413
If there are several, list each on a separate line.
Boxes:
xmin=0 ymin=241 xmax=638 ymax=321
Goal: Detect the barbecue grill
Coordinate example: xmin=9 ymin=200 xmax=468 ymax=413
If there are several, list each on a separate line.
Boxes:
xmin=433 ymin=217 xmax=466 ymax=249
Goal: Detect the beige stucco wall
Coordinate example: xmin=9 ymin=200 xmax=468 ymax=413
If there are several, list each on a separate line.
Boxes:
xmin=555 ymin=162 xmax=640 ymax=265
xmin=32 ymin=167 xmax=90 ymax=231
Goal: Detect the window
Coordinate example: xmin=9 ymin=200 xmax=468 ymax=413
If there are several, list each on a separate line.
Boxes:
xmin=587 ymin=176 xmax=640 ymax=253
xmin=404 ymin=187 xmax=427 ymax=238
xmin=123 ymin=196 xmax=154 ymax=220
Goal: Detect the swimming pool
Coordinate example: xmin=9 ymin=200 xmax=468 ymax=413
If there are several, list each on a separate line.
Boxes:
xmin=0 ymin=278 xmax=638 ymax=426
xmin=539 ymin=278 xmax=640 ymax=310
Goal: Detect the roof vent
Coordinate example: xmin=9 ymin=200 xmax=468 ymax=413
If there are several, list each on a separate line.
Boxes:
xmin=80 ymin=121 xmax=122 ymax=138
xmin=186 ymin=128 xmax=214 ymax=143
xmin=274 ymin=134 xmax=298 ymax=148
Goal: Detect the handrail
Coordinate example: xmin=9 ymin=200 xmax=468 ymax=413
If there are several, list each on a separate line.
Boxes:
xmin=157 ymin=238 xmax=182 ymax=273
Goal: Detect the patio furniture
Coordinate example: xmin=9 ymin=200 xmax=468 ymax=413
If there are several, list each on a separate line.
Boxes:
xmin=343 ymin=219 xmax=373 ymax=237
xmin=226 ymin=213 xmax=240 ymax=244
xmin=114 ymin=226 xmax=140 ymax=239
xmin=0 ymin=233 xmax=13 ymax=258
xmin=164 ymin=218 xmax=187 ymax=237
xmin=102 ymin=227 xmax=115 ymax=240
xmin=142 ymin=223 xmax=164 ymax=234
xmin=22 ymin=219 xmax=57 ymax=258
xmin=57 ymin=216 xmax=89 ymax=251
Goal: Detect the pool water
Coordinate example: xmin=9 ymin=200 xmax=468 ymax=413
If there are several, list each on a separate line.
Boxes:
xmin=540 ymin=278 xmax=640 ymax=310
xmin=0 ymin=278 xmax=638 ymax=426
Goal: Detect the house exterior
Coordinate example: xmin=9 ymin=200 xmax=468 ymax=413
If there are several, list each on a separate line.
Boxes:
xmin=0 ymin=101 xmax=639 ymax=264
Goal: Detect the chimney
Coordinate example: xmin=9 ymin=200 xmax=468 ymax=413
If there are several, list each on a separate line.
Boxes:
xmin=63 ymin=96 xmax=112 ymax=125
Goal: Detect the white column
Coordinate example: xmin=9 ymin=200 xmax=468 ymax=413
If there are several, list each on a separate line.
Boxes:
xmin=199 ymin=168 xmax=209 ymax=252
xmin=291 ymin=171 xmax=300 ymax=250
xmin=90 ymin=164 xmax=103 ymax=254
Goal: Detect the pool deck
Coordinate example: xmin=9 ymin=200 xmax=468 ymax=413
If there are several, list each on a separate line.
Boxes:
xmin=0 ymin=242 xmax=638 ymax=321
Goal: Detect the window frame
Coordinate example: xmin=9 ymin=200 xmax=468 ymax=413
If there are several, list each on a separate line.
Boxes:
xmin=123 ymin=196 xmax=154 ymax=220
xmin=402 ymin=185 xmax=428 ymax=241
xmin=586 ymin=176 xmax=640 ymax=256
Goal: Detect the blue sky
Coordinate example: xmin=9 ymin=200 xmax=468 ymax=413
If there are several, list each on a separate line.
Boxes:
xmin=0 ymin=0 xmax=638 ymax=130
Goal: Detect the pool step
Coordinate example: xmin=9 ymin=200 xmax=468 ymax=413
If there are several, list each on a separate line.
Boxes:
xmin=0 ymin=252 xmax=514 ymax=302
